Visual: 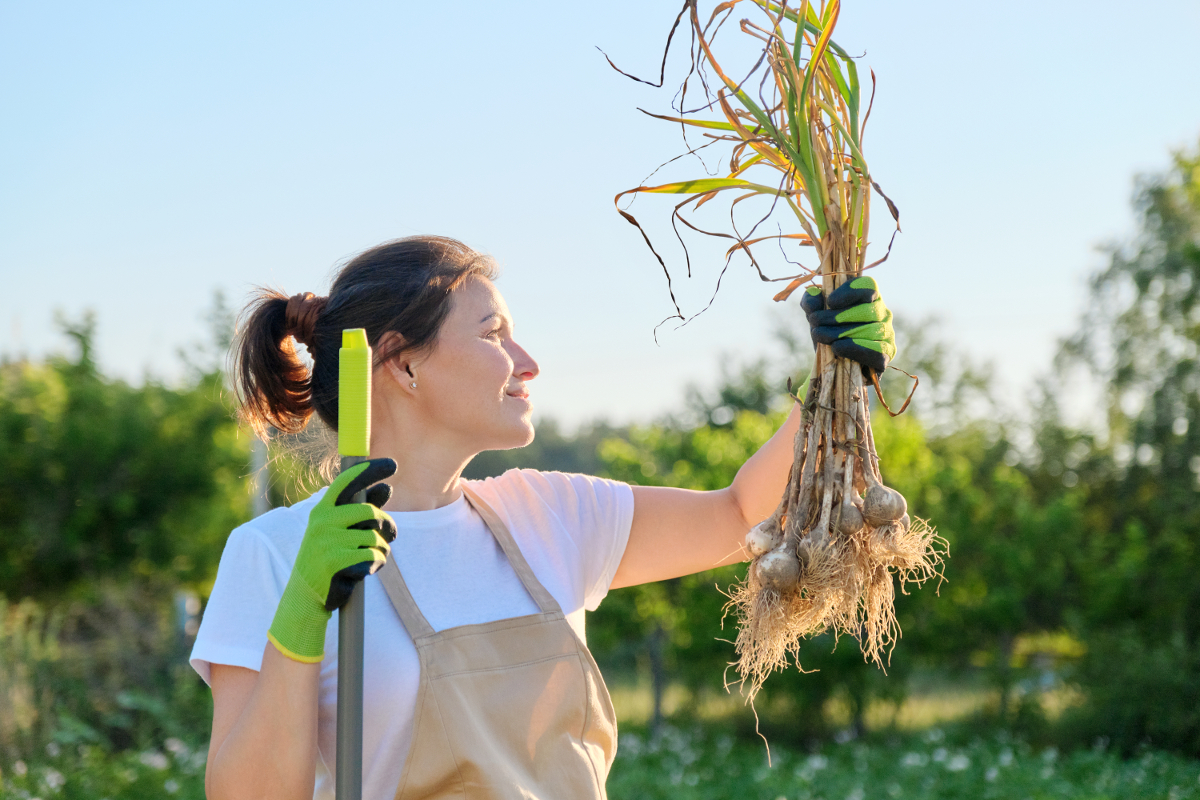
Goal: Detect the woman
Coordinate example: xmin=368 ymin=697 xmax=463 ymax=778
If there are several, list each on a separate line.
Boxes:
xmin=191 ymin=235 xmax=895 ymax=800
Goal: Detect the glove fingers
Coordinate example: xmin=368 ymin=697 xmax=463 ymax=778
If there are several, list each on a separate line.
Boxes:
xmin=800 ymin=286 xmax=825 ymax=316
xmin=323 ymin=502 xmax=385 ymax=532
xmin=831 ymin=339 xmax=890 ymax=373
xmin=808 ymin=299 xmax=888 ymax=329
xmin=337 ymin=526 xmax=392 ymax=555
xmin=349 ymin=512 xmax=397 ymax=544
xmin=325 ymin=559 xmax=379 ymax=611
xmin=801 ymin=276 xmax=896 ymax=374
xmin=378 ymin=513 xmax=397 ymax=544
xmin=322 ymin=534 xmax=391 ymax=611
xmin=826 ymin=276 xmax=880 ymax=310
xmin=364 ymin=482 xmax=392 ymax=510
xmin=333 ymin=458 xmax=398 ymax=506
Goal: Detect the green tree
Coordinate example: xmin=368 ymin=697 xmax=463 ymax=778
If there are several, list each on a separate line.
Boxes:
xmin=1052 ymin=140 xmax=1200 ymax=754
xmin=0 ymin=314 xmax=251 ymax=598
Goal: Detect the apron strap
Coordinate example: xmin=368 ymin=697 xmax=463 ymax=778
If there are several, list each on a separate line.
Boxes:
xmin=378 ymin=557 xmax=436 ymax=639
xmin=460 ymin=484 xmax=562 ymax=615
xmin=377 ymin=483 xmax=564 ymax=638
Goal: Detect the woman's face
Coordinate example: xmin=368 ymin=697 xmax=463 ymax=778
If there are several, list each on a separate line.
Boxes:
xmin=403 ymin=276 xmax=539 ymax=452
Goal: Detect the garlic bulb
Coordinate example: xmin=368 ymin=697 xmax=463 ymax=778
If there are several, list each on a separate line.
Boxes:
xmin=755 ymin=546 xmax=800 ymax=594
xmin=744 ymin=521 xmax=782 ymax=558
xmin=863 ymin=485 xmax=907 ymax=527
xmin=837 ymin=500 xmax=865 ymax=535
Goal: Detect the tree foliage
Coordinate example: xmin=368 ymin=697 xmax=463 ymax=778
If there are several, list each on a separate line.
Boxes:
xmin=1049 ymin=142 xmax=1200 ymax=754
xmin=0 ymin=315 xmax=251 ymax=598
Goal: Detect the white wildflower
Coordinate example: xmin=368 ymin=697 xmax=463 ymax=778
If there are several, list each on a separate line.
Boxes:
xmin=946 ymin=754 xmax=970 ymax=772
xmin=932 ymin=747 xmax=948 ymax=763
xmin=14 ymin=760 xmax=28 ymax=776
xmin=44 ymin=742 xmax=61 ymax=758
xmin=901 ymin=752 xmax=927 ymax=767
xmin=165 ymin=779 xmax=180 ymax=794
xmin=164 ymin=738 xmax=188 ymax=756
xmin=986 ymin=767 xmax=999 ymax=782
xmin=139 ymin=751 xmax=170 ymax=770
xmin=42 ymin=768 xmax=65 ymax=790
xmin=998 ymin=748 xmax=1014 ymax=767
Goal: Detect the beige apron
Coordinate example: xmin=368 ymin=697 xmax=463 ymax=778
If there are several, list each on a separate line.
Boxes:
xmin=376 ymin=484 xmax=618 ymax=800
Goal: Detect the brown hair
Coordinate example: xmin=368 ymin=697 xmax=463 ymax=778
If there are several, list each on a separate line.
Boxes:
xmin=233 ymin=236 xmax=498 ymax=440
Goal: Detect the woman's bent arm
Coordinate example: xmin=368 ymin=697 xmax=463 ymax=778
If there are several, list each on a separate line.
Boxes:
xmin=205 ymin=644 xmax=321 ymax=800
xmin=612 ymin=401 xmax=802 ymax=588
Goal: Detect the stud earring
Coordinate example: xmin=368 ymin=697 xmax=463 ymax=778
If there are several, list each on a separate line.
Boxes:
xmin=410 ymin=382 xmax=417 ymax=389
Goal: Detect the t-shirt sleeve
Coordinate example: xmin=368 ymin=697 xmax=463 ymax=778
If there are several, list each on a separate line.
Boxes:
xmin=189 ymin=521 xmax=293 ymax=685
xmin=517 ymin=470 xmax=634 ymax=611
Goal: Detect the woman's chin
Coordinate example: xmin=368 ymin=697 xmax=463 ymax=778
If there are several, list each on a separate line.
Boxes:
xmin=479 ymin=416 xmax=535 ymax=452
xmin=510 ymin=419 xmax=536 ymax=448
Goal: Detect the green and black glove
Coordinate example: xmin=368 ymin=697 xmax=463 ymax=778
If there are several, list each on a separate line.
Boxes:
xmin=800 ymin=275 xmax=896 ymax=374
xmin=267 ymin=458 xmax=397 ymax=664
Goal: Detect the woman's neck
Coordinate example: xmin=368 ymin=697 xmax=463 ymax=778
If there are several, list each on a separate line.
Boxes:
xmin=368 ymin=398 xmax=476 ymax=513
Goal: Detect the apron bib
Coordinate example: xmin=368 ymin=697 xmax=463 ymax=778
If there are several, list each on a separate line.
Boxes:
xmin=376 ymin=485 xmax=618 ymax=800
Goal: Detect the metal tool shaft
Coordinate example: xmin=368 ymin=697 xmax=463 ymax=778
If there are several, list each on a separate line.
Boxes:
xmin=336 ymin=453 xmax=368 ymax=800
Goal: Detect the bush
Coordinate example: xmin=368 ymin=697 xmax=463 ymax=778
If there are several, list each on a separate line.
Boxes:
xmin=0 ymin=582 xmax=211 ymax=765
xmin=0 ymin=314 xmax=251 ymax=599
xmin=1061 ymin=629 xmax=1200 ymax=755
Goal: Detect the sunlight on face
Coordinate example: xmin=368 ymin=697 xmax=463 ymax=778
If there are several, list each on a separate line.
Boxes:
xmin=414 ymin=276 xmax=540 ymax=452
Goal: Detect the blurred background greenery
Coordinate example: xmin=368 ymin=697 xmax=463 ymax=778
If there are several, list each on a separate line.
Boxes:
xmin=1 ymin=144 xmax=1198 ymax=797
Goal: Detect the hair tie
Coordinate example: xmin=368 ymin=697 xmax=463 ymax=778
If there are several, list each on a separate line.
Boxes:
xmin=285 ymin=292 xmax=327 ymax=348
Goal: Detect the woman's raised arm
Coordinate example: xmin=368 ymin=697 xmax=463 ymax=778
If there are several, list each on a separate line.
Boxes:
xmin=610 ymin=401 xmax=803 ymax=589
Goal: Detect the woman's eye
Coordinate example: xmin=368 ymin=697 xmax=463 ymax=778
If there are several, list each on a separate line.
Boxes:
xmin=486 ymin=328 xmax=502 ymax=339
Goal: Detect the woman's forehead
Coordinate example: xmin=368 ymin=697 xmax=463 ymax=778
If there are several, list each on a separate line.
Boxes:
xmin=453 ymin=275 xmax=510 ymax=322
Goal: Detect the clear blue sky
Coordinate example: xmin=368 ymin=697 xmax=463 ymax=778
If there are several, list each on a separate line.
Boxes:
xmin=3 ymin=0 xmax=1198 ymax=426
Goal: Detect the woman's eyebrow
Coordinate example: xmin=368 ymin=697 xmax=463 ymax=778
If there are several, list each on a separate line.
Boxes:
xmin=479 ymin=312 xmax=498 ymax=324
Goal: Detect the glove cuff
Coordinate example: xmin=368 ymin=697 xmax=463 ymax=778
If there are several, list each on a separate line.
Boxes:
xmin=267 ymin=572 xmax=333 ymax=663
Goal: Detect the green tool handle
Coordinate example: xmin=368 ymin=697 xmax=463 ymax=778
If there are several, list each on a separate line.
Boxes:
xmin=336 ymin=329 xmax=371 ymax=800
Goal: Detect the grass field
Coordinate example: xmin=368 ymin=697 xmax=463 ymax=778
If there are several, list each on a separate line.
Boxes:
xmin=610 ymin=725 xmax=1200 ymax=800
xmin=1 ymin=681 xmax=1196 ymax=799
xmin=2 ymin=725 xmax=1198 ymax=800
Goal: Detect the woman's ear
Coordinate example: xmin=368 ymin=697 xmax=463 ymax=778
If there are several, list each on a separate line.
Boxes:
xmin=383 ymin=359 xmax=411 ymax=389
xmin=376 ymin=331 xmax=418 ymax=394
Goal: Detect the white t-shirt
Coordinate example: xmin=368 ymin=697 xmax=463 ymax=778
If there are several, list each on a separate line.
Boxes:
xmin=191 ymin=469 xmax=634 ymax=800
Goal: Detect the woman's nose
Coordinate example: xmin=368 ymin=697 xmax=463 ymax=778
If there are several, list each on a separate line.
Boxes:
xmin=509 ymin=341 xmax=539 ymax=381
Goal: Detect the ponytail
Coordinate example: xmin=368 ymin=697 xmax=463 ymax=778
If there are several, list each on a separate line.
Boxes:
xmin=232 ymin=289 xmax=327 ymax=438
